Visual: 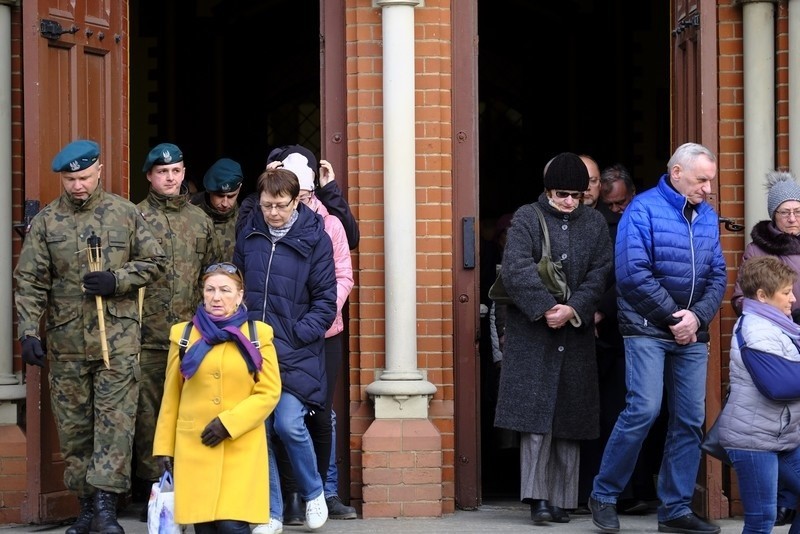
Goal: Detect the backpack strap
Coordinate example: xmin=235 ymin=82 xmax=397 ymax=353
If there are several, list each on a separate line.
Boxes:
xmin=178 ymin=322 xmax=194 ymax=360
xmin=245 ymin=319 xmax=260 ymax=382
xmin=178 ymin=320 xmax=260 ymax=382
xmin=248 ymin=318 xmax=260 ymax=349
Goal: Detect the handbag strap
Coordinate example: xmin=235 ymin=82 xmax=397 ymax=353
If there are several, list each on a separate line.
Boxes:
xmin=531 ymin=204 xmax=550 ymax=258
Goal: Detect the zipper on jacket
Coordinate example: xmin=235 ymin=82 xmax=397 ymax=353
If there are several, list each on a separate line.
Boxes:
xmin=261 ymin=241 xmax=277 ymax=321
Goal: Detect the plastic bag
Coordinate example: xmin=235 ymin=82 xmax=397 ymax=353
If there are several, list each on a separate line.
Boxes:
xmin=147 ymin=471 xmax=182 ymax=534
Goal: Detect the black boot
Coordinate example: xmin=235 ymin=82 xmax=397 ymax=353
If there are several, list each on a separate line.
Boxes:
xmin=65 ymin=495 xmax=93 ymax=534
xmin=530 ymin=499 xmax=553 ymax=523
xmin=283 ymin=491 xmax=304 ymax=526
xmin=91 ymin=491 xmax=124 ymax=534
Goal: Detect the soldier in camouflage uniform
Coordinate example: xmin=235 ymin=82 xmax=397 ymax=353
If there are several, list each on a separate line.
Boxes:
xmin=13 ymin=139 xmax=167 ymax=534
xmin=134 ymin=143 xmax=220 ymax=519
xmin=190 ymin=158 xmax=243 ymax=261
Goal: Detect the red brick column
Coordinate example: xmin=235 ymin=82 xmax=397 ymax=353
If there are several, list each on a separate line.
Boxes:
xmin=0 ymin=425 xmax=26 ymax=524
xmin=361 ymin=419 xmax=442 ymax=518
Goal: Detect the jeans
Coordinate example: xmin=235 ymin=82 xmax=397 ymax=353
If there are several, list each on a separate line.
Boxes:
xmin=325 ymin=409 xmax=338 ymax=497
xmin=268 ymin=390 xmax=324 ymax=520
xmin=592 ymin=336 xmax=707 ymax=522
xmin=728 ymin=447 xmax=800 ymax=534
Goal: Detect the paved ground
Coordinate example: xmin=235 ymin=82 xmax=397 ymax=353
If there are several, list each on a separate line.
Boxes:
xmin=0 ymin=500 xmax=791 ymax=534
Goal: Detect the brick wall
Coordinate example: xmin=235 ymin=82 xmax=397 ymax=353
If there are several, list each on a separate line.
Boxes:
xmin=2 ymin=5 xmax=25 ymax=526
xmin=344 ymin=0 xmax=455 ymax=515
xmin=0 ymin=427 xmax=25 ymax=524
xmin=716 ymin=0 xmax=794 ymax=517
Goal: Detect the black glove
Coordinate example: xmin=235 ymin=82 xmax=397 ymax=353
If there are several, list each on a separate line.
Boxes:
xmin=83 ymin=271 xmax=116 ymax=296
xmin=200 ymin=417 xmax=230 ymax=447
xmin=156 ymin=455 xmax=173 ymax=475
xmin=21 ymin=336 xmax=45 ymax=367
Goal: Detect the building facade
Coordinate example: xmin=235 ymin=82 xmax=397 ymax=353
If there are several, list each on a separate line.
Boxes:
xmin=0 ymin=0 xmax=789 ymax=525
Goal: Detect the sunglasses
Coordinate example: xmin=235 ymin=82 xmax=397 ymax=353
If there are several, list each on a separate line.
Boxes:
xmin=205 ymin=262 xmax=242 ymax=276
xmin=553 ymin=190 xmax=584 ymax=200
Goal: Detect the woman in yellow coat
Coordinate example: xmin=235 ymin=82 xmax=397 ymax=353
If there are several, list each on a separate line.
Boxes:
xmin=153 ymin=262 xmax=281 ymax=533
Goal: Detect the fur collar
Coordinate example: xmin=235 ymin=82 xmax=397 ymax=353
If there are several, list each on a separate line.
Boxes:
xmin=750 ymin=220 xmax=800 ymax=255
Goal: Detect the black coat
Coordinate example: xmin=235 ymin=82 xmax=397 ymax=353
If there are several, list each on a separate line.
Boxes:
xmin=494 ymin=194 xmax=612 ymax=439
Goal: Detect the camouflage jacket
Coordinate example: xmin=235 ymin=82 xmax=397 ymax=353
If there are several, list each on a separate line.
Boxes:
xmin=13 ymin=187 xmax=167 ymax=361
xmin=137 ymin=189 xmax=220 ymax=350
xmin=190 ymin=192 xmax=238 ymax=262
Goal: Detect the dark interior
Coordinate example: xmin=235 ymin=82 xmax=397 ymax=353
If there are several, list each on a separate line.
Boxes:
xmin=129 ymin=0 xmax=670 ymax=503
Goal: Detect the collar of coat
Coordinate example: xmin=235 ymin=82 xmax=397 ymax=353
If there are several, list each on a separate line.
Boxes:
xmin=750 ymin=219 xmax=800 ymax=256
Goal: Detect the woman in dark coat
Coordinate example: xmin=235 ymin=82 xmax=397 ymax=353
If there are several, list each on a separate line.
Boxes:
xmin=494 ymin=152 xmax=612 ymax=525
xmin=233 ymin=167 xmax=336 ymax=533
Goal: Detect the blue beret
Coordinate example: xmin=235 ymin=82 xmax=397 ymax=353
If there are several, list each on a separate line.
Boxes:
xmin=142 ymin=143 xmax=183 ymax=172
xmin=203 ymin=158 xmax=243 ymax=193
xmin=51 ymin=140 xmax=100 ymax=172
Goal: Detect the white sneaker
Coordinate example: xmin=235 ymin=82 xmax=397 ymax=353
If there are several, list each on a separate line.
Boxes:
xmin=253 ymin=518 xmax=283 ymax=534
xmin=304 ymin=492 xmax=328 ymax=530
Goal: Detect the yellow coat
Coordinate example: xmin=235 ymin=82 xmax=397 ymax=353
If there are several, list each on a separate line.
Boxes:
xmin=153 ymin=320 xmax=281 ymax=525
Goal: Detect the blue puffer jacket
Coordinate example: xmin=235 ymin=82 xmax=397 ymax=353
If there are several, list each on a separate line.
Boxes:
xmin=616 ymin=174 xmax=727 ymax=339
xmin=233 ymin=202 xmax=337 ymax=411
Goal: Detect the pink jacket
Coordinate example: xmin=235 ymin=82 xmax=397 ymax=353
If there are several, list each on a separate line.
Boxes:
xmin=309 ymin=196 xmax=354 ymax=337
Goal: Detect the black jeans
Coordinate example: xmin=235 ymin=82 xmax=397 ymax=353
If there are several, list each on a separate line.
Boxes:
xmin=194 ymin=520 xmax=251 ymax=534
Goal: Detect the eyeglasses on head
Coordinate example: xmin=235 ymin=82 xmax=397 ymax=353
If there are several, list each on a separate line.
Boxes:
xmin=205 ymin=262 xmax=241 ymax=276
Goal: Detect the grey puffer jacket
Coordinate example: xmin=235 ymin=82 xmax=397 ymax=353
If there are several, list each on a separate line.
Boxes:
xmin=718 ymin=312 xmax=800 ymax=452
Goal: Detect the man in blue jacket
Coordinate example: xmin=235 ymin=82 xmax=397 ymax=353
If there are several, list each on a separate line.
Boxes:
xmin=589 ymin=143 xmax=727 ymax=534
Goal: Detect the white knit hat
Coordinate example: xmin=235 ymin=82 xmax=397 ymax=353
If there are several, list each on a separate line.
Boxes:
xmin=766 ymin=170 xmax=800 ymax=219
xmin=282 ymin=152 xmax=316 ymax=191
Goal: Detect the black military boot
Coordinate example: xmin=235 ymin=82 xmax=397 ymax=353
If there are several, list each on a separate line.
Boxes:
xmin=91 ymin=491 xmax=124 ymax=534
xmin=65 ymin=495 xmax=93 ymax=534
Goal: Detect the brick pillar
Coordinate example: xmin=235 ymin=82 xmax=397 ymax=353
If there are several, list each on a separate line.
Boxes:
xmin=361 ymin=418 xmax=442 ymax=518
xmin=0 ymin=425 xmax=26 ymax=524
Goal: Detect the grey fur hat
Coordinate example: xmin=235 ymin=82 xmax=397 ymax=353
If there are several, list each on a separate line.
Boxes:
xmin=766 ymin=170 xmax=800 ymax=219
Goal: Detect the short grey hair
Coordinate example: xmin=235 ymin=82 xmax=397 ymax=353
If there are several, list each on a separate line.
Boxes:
xmin=667 ymin=142 xmax=717 ymax=172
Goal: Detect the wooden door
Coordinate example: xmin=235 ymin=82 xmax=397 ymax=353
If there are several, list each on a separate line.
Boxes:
xmin=21 ymin=0 xmax=127 ymax=523
xmin=671 ymin=0 xmax=726 ymax=520
xmin=452 ymin=0 xmax=481 ymax=509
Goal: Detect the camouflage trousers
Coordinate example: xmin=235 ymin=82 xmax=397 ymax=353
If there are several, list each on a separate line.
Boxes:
xmin=134 ymin=349 xmax=168 ymax=481
xmin=48 ymin=354 xmax=140 ymax=496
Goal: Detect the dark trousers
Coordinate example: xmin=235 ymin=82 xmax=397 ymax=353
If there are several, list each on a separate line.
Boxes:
xmin=194 ymin=520 xmax=251 ymax=534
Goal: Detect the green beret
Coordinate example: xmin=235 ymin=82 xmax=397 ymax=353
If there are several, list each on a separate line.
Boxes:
xmin=203 ymin=158 xmax=243 ymax=193
xmin=51 ymin=140 xmax=100 ymax=172
xmin=142 ymin=143 xmax=183 ymax=172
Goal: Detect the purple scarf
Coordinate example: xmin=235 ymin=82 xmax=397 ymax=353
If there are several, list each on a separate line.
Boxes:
xmin=180 ymin=305 xmax=263 ymax=379
xmin=742 ymin=298 xmax=800 ymax=353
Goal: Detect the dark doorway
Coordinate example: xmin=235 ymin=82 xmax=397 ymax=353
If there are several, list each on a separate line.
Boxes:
xmin=129 ymin=1 xmax=321 ymax=204
xmin=477 ymin=1 xmax=670 ymax=501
